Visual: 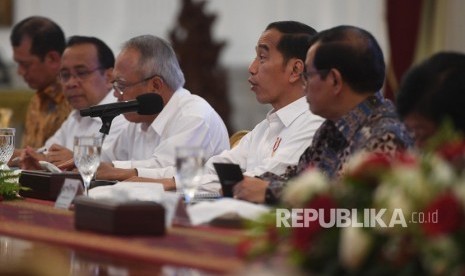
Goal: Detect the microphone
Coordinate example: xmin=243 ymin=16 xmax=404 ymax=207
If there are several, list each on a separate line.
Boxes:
xmin=80 ymin=93 xmax=164 ymax=117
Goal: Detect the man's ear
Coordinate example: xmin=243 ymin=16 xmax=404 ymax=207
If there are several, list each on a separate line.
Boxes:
xmin=45 ymin=51 xmax=62 ymax=67
xmin=289 ymin=59 xmax=305 ymax=83
xmin=44 ymin=51 xmax=61 ymax=71
xmin=104 ymin=68 xmax=114 ymax=89
xmin=104 ymin=67 xmax=114 ymax=79
xmin=151 ymin=75 xmax=164 ymax=91
xmin=329 ymin=68 xmax=343 ymax=94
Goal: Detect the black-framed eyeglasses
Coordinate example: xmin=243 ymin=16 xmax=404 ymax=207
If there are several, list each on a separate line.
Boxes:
xmin=59 ymin=66 xmax=103 ymax=82
xmin=301 ymin=69 xmax=330 ymax=81
xmin=112 ymin=74 xmax=158 ymax=95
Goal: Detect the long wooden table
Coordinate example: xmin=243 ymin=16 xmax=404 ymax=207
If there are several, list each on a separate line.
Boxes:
xmin=0 ymin=198 xmax=247 ymax=275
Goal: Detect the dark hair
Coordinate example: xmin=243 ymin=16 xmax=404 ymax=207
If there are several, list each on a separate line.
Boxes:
xmin=266 ymin=21 xmax=317 ymax=64
xmin=66 ymin=36 xmax=115 ymax=69
xmin=396 ymin=52 xmax=465 ymax=132
xmin=10 ymin=16 xmax=65 ymax=61
xmin=309 ymin=25 xmax=385 ymax=93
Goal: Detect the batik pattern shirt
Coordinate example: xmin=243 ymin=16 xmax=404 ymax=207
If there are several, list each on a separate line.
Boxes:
xmin=22 ymin=80 xmax=72 ymax=148
xmin=262 ymin=92 xmax=414 ymax=204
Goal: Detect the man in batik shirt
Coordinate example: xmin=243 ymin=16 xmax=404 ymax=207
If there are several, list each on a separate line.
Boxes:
xmin=234 ymin=25 xmax=413 ymax=205
xmin=10 ymin=16 xmax=71 ymax=148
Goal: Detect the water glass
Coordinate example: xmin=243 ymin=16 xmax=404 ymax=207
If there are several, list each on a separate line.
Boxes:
xmin=0 ymin=128 xmax=15 ymax=170
xmin=175 ymin=146 xmax=205 ymax=204
xmin=73 ymin=136 xmax=102 ymax=196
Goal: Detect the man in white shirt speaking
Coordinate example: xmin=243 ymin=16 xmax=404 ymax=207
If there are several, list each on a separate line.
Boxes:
xmin=95 ymin=35 xmax=229 ymax=180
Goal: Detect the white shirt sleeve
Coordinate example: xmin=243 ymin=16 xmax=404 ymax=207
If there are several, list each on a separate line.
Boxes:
xmin=197 ymin=100 xmax=324 ymax=191
xmin=113 ymin=114 xmax=228 ymax=177
xmin=43 ymin=111 xmax=77 ymax=150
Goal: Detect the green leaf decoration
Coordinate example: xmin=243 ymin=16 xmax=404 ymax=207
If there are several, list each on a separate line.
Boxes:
xmin=0 ymin=169 xmax=22 ymax=200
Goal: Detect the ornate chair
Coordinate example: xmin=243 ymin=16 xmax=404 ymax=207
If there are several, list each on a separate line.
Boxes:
xmin=0 ymin=107 xmax=12 ymax=127
xmin=229 ymin=130 xmax=249 ymax=148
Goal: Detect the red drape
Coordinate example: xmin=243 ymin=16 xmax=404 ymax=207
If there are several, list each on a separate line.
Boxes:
xmin=385 ymin=0 xmax=423 ymax=101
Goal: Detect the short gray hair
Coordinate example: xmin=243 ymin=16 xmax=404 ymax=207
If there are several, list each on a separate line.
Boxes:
xmin=122 ymin=35 xmax=185 ymax=91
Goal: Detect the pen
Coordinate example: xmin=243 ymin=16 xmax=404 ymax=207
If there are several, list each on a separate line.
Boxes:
xmin=36 ymin=147 xmax=47 ymax=154
xmin=11 ymin=147 xmax=47 ymax=163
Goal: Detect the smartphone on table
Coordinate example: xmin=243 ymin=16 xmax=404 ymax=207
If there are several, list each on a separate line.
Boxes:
xmin=213 ymin=163 xmax=244 ymax=197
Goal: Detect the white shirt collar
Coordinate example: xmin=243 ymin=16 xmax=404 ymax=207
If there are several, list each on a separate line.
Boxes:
xmin=149 ymin=88 xmax=190 ymax=135
xmin=267 ymin=97 xmax=310 ymax=127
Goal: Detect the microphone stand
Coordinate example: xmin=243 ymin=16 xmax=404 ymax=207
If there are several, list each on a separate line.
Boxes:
xmin=99 ymin=115 xmax=117 ymax=143
xmin=89 ymin=114 xmax=115 ymax=182
xmin=54 ymin=115 xmax=116 ymax=172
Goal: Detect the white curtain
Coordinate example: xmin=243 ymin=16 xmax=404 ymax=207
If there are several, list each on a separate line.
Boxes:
xmin=414 ymin=0 xmax=465 ymax=65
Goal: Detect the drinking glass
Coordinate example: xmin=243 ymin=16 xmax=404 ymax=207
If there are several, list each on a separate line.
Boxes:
xmin=0 ymin=128 xmax=15 ymax=170
xmin=175 ymin=146 xmax=205 ymax=204
xmin=73 ymin=136 xmax=102 ymax=196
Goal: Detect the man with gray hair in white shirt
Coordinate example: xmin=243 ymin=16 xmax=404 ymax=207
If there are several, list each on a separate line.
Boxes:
xmin=95 ymin=35 xmax=229 ymax=180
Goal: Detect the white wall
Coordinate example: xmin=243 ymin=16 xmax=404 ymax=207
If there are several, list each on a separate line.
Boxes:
xmin=0 ymin=0 xmax=388 ymax=67
xmin=444 ymin=0 xmax=465 ymax=53
xmin=0 ymin=0 xmax=463 ymax=131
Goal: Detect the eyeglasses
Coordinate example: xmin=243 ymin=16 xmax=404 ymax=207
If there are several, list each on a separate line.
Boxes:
xmin=301 ymin=69 xmax=330 ymax=81
xmin=112 ymin=74 xmax=158 ymax=95
xmin=59 ymin=67 xmax=103 ymax=82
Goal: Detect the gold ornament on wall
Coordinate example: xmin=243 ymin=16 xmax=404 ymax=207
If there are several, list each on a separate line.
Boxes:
xmin=0 ymin=0 xmax=13 ymax=26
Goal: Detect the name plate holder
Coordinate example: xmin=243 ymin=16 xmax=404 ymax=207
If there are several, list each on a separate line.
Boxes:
xmin=54 ymin=178 xmax=81 ymax=209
